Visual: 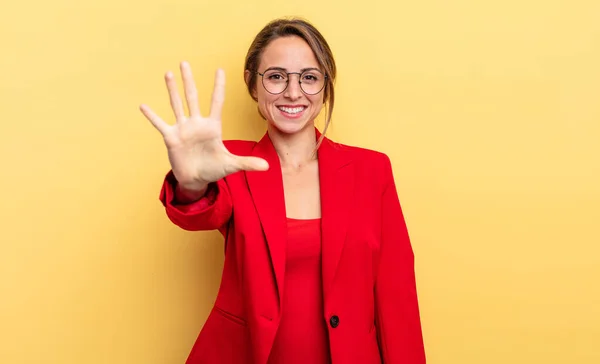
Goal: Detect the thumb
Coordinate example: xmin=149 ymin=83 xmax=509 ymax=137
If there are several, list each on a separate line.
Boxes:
xmin=234 ymin=156 xmax=269 ymax=172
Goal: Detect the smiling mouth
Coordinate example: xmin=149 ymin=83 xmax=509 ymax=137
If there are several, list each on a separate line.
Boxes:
xmin=277 ymin=106 xmax=306 ymax=114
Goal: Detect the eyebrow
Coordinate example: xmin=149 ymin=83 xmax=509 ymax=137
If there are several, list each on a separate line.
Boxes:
xmin=263 ymin=66 xmax=322 ymax=72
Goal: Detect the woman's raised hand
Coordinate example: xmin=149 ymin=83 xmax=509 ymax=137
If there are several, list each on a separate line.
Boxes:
xmin=140 ymin=62 xmax=269 ymax=191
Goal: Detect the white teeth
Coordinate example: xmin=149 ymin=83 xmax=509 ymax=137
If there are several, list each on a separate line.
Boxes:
xmin=278 ymin=106 xmax=305 ymax=114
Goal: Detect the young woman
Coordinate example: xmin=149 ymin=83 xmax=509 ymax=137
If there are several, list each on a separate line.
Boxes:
xmin=140 ymin=17 xmax=426 ymax=364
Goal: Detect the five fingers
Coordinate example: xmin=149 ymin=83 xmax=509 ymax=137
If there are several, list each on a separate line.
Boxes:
xmin=141 ymin=63 xmax=268 ymax=179
xmin=140 ymin=62 xmax=228 ymax=137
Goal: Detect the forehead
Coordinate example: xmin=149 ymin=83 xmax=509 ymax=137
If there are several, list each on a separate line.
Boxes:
xmin=259 ymin=35 xmax=320 ymax=71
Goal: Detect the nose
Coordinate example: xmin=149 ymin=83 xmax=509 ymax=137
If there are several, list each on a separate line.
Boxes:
xmin=283 ymin=74 xmax=303 ymax=100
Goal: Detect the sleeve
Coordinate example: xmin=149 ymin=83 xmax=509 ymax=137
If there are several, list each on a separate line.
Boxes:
xmin=158 ymin=170 xmax=233 ymax=232
xmin=375 ymin=155 xmax=426 ymax=363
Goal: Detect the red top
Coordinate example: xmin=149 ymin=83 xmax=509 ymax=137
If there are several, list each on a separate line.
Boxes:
xmin=267 ymin=217 xmax=331 ymax=364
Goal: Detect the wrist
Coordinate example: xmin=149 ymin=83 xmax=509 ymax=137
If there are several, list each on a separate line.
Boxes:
xmin=174 ymin=180 xmax=209 ymax=204
xmin=178 ymin=180 xmax=209 ymax=192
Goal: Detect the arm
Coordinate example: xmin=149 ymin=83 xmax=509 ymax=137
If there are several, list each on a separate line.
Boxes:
xmin=375 ymin=156 xmax=426 ymax=363
xmin=159 ymin=170 xmax=233 ymax=232
xmin=140 ymin=63 xmax=266 ymax=233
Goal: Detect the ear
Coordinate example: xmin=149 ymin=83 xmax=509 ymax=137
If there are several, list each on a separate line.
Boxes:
xmin=244 ymin=69 xmax=258 ymax=99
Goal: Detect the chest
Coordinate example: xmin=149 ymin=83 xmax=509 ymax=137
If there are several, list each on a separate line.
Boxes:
xmin=281 ymin=163 xmax=321 ymax=219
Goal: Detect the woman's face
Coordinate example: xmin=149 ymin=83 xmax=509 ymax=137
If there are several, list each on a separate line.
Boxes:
xmin=249 ymin=35 xmax=325 ymax=135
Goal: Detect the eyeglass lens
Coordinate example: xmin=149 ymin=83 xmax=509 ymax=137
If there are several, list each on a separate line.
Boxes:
xmin=261 ymin=69 xmax=325 ymax=95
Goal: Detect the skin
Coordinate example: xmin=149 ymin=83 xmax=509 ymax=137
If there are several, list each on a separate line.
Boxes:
xmin=247 ymin=35 xmax=324 ymax=219
xmin=140 ymin=35 xmax=325 ymax=218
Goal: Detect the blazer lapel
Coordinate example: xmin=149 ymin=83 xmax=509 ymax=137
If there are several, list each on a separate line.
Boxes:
xmin=245 ymin=133 xmax=288 ymax=309
xmin=318 ymin=133 xmax=354 ymax=302
xmin=245 ymin=129 xmax=354 ymax=310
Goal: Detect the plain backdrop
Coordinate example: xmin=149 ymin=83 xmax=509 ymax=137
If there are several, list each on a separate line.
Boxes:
xmin=1 ymin=0 xmax=599 ymax=363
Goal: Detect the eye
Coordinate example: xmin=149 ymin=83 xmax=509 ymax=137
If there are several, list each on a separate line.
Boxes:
xmin=266 ymin=71 xmax=286 ymax=81
xmin=302 ymin=73 xmax=320 ymax=83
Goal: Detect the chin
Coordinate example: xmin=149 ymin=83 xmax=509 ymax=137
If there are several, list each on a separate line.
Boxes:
xmin=269 ymin=118 xmax=311 ymax=135
xmin=265 ymin=107 xmax=316 ymax=135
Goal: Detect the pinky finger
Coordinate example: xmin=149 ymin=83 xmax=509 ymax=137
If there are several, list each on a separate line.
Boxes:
xmin=139 ymin=104 xmax=169 ymax=135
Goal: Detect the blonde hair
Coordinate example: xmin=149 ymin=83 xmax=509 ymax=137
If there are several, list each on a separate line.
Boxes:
xmin=244 ymin=18 xmax=337 ymax=149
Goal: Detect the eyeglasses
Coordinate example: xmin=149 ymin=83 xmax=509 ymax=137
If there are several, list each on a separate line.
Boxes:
xmin=256 ymin=68 xmax=328 ymax=95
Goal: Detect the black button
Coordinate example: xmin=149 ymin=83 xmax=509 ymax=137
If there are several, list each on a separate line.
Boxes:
xmin=329 ymin=315 xmax=340 ymax=328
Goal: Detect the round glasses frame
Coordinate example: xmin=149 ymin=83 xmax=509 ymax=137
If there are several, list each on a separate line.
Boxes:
xmin=256 ymin=70 xmax=328 ymax=95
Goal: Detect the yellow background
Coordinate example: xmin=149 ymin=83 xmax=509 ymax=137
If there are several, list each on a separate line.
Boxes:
xmin=1 ymin=0 xmax=599 ymax=363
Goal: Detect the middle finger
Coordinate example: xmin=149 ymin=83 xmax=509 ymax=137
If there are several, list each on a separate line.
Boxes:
xmin=181 ymin=62 xmax=201 ymax=117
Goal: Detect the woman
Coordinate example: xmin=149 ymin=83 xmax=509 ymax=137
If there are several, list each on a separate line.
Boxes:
xmin=140 ymin=18 xmax=426 ymax=364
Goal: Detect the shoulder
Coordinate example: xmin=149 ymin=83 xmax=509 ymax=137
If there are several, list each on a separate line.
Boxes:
xmin=327 ymin=139 xmax=394 ymax=176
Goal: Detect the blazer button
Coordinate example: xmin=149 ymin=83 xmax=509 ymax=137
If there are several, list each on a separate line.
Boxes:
xmin=329 ymin=315 xmax=340 ymax=328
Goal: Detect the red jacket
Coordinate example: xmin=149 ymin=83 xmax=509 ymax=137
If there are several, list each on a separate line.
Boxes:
xmin=159 ymin=131 xmax=426 ymax=364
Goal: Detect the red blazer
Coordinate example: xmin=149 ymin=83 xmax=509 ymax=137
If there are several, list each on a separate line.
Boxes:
xmin=159 ymin=131 xmax=426 ymax=364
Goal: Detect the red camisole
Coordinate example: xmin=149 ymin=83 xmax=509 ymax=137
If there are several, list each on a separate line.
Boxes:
xmin=267 ymin=217 xmax=331 ymax=364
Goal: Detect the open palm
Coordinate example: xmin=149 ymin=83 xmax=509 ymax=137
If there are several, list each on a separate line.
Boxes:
xmin=140 ymin=62 xmax=269 ymax=190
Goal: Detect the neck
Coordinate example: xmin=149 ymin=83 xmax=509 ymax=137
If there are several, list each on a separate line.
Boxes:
xmin=267 ymin=124 xmax=318 ymax=168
